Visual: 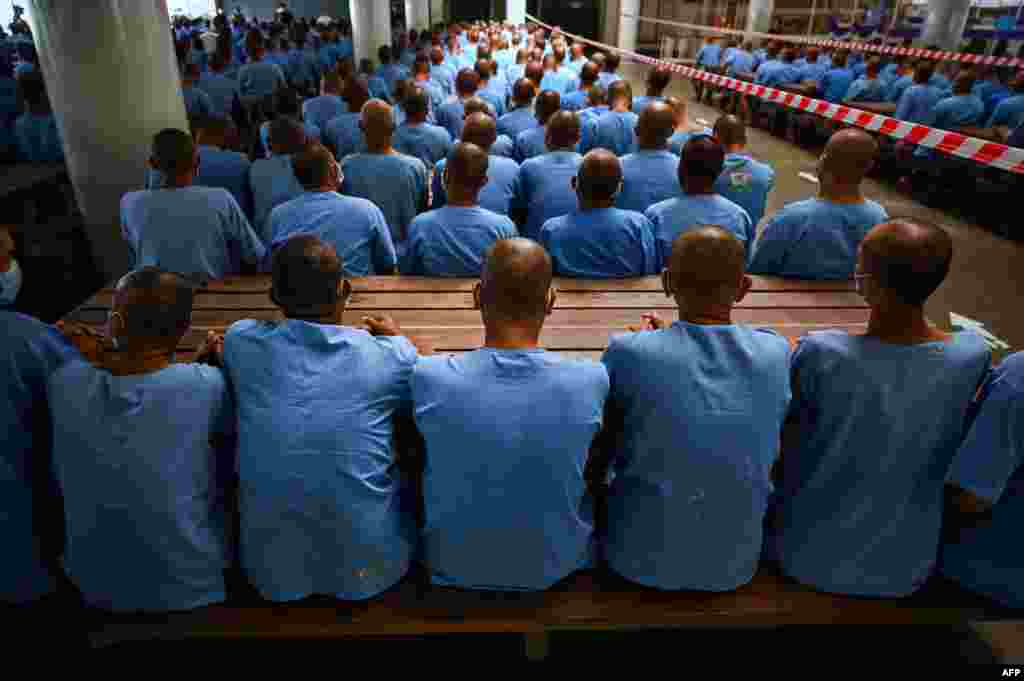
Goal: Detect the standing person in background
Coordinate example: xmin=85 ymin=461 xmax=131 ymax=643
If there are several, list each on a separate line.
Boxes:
xmin=181 ymin=63 xmax=215 ymax=118
xmin=238 ymin=32 xmax=287 ymax=105
xmin=13 ymin=71 xmax=62 ymax=163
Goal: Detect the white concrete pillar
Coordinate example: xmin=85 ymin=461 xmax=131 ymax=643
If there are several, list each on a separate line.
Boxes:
xmin=26 ymin=0 xmax=189 ymax=280
xmin=921 ymin=0 xmax=971 ymax=51
xmin=746 ymin=0 xmax=773 ymax=35
xmin=619 ymin=0 xmax=639 ymax=53
xmin=350 ymin=0 xmax=393 ymax=66
xmin=405 ymin=0 xmax=430 ymax=32
xmin=507 ymin=0 xmax=525 ymax=26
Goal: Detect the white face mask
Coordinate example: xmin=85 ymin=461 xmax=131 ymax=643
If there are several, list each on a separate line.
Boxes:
xmin=0 ymin=258 xmax=22 ymax=307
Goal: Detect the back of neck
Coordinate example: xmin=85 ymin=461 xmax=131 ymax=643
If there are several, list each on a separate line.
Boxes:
xmin=866 ymin=306 xmax=949 ymax=344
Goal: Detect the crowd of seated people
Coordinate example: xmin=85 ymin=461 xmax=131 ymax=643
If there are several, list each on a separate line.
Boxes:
xmin=2 ymin=19 xmax=1022 ymax=622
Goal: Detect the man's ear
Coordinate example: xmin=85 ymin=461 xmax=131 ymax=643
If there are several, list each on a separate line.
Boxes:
xmin=546 ymin=287 xmax=557 ymax=315
xmin=736 ymin=274 xmax=753 ymax=303
xmin=473 ymin=281 xmax=482 ymax=310
xmin=661 ymin=268 xmax=672 ymax=298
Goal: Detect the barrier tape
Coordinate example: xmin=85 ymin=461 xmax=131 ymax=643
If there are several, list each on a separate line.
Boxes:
xmin=620 ymin=13 xmax=1024 ymax=68
xmin=525 ymin=13 xmax=1024 ymax=175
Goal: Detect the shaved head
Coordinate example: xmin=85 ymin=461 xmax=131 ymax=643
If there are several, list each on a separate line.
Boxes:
xmin=579 ymin=61 xmax=600 ymax=85
xmin=463 ymin=96 xmax=494 ymax=119
xmin=512 ymin=78 xmax=536 ymax=105
xmin=269 ymin=117 xmax=308 ymax=155
xmin=479 ymin=239 xmax=553 ymax=323
xmin=713 ymin=114 xmax=747 ymax=147
xmin=577 ymin=150 xmax=622 ymax=202
xmin=112 ymin=267 xmax=196 ymax=347
xmin=637 ymin=102 xmax=676 ymax=149
xmin=272 ymin=234 xmax=345 ymax=315
xmin=447 ymin=142 xmax=490 ymax=189
xmin=667 ymin=227 xmax=748 ymax=305
xmin=151 ymin=128 xmax=197 ymax=175
xmin=535 ymin=90 xmax=562 ymax=124
xmin=546 ymin=110 xmax=582 ymax=150
xmin=292 ymin=144 xmax=336 ymax=190
xmin=525 ymin=61 xmax=545 ymax=85
xmin=859 ymin=219 xmax=953 ymax=307
xmin=361 ymin=98 xmax=395 ymax=139
xmin=343 ymin=77 xmax=370 ymax=110
xmin=462 ymin=111 xmax=498 ymax=149
xmin=680 ymin=135 xmax=725 ymax=190
xmin=608 ymin=79 xmax=632 ymax=106
xmin=821 ymin=128 xmax=878 ymax=185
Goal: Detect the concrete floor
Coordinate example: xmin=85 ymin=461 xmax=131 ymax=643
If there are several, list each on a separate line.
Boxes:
xmin=620 ymin=64 xmax=1023 ymax=355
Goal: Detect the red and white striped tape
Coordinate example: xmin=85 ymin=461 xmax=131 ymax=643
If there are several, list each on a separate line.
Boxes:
xmin=526 ymin=14 xmax=1024 ymax=175
xmin=620 ymin=13 xmax=1024 ymax=69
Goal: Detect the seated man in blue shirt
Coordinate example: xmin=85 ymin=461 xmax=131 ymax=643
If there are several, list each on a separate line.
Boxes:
xmin=617 ymin=102 xmax=681 ymax=213
xmin=750 ymin=128 xmax=887 ymax=279
xmin=645 ymin=135 xmax=754 ymax=266
xmin=250 ymin=117 xmax=309 ymax=241
xmin=258 ymin=90 xmax=321 ymax=159
xmin=237 ymin=35 xmax=287 ymax=103
xmin=302 ymin=71 xmax=346 ymax=132
xmin=393 ymin=85 xmax=453 ymax=169
xmin=632 ymin=66 xmax=671 ymax=115
xmin=461 ymin=97 xmax=514 ymax=158
xmin=712 ymin=114 xmax=775 ymax=227
xmin=50 ymin=267 xmax=234 ymax=612
xmin=795 ymin=47 xmax=828 ymax=84
xmin=817 ymin=51 xmax=855 ymax=104
xmin=341 ymin=99 xmax=429 ymax=249
xmin=222 ymin=235 xmax=420 ymax=602
xmin=584 ymin=80 xmax=638 ymax=156
xmin=433 ymin=112 xmax=520 ymax=215
xmin=770 ymin=219 xmax=991 ymax=597
xmin=843 ymin=58 xmax=887 ymax=103
xmin=198 ymin=53 xmax=242 ymax=119
xmin=404 ymin=142 xmax=517 ymax=276
xmin=514 ymin=89 xmax=561 ymax=162
xmin=412 ymin=238 xmax=609 ymax=591
xmin=541 ymin=149 xmax=657 ymax=278
xmin=563 ymin=61 xmax=599 ymax=112
xmin=181 ymin=63 xmax=214 ymax=118
xmin=942 ymin=352 xmax=1024 ymax=609
xmin=269 ymin=144 xmax=396 ymax=275
xmin=191 ymin=115 xmax=253 ymax=220
xmin=436 ymin=68 xmax=480 ymax=141
xmin=596 ymin=226 xmax=791 ymax=591
xmin=512 ymin=110 xmax=584 ymax=240
xmin=498 ymin=78 xmax=539 ymax=139
xmin=123 ymin=129 xmax=266 ymax=282
xmin=13 ymin=71 xmax=62 ymax=163
xmin=986 ymin=72 xmax=1024 ymax=130
xmin=913 ymin=73 xmax=986 ymax=164
xmin=895 ymin=61 xmax=945 ymax=124
xmin=323 ymin=77 xmax=370 ymax=160
xmin=885 ymin=59 xmax=917 ymax=103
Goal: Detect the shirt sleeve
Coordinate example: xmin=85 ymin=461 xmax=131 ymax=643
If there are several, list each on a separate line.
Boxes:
xmin=225 ymin=192 xmax=267 ymax=270
xmin=946 ymin=363 xmax=1024 ymax=503
xmin=637 ymin=215 xmax=660 ymax=275
xmin=987 ymin=99 xmax=1010 ymax=127
xmin=372 ymin=206 xmax=398 ymax=274
xmin=895 ymin=89 xmax=913 ymax=122
xmin=748 ymin=209 xmax=796 ymax=275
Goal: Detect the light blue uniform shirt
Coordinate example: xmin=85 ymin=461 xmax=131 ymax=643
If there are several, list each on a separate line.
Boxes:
xmin=886 ymin=74 xmax=914 ymax=103
xmin=820 ymin=67 xmax=855 ymax=103
xmin=696 ymin=43 xmax=722 ymax=68
xmin=258 ymin=120 xmax=321 ymax=158
xmin=323 ymin=113 xmax=366 ymax=160
xmin=432 ymin=154 xmax=520 ymax=215
xmin=237 ymin=60 xmax=286 ymax=98
xmin=367 ymin=75 xmax=390 ymax=102
xmin=193 ymin=145 xmax=253 ymax=220
xmin=942 ymin=353 xmax=1024 ymax=608
xmin=597 ymin=72 xmax=622 ymax=89
xmin=727 ymin=50 xmax=756 ymax=77
xmin=895 ymin=84 xmax=945 ymax=124
xmin=797 ymin=61 xmax=828 ymax=83
xmin=394 ymin=122 xmax=454 ymax=169
xmin=183 ymin=85 xmax=214 ymax=117
xmin=601 ymin=322 xmax=791 ymax=591
xmin=771 ymin=331 xmax=991 ymax=597
xmin=562 ymin=89 xmax=591 ymax=112
xmin=477 ymin=87 xmax=506 ymax=119
xmin=14 ymin=113 xmax=62 ymax=162
xmin=631 ymin=95 xmax=664 ymax=115
xmin=497 ymin=106 xmax=538 ymax=139
xmin=303 ymin=95 xmax=347 ymax=132
xmin=540 ymin=69 xmax=577 ymax=95
xmin=930 ymin=73 xmax=952 ymax=94
xmin=121 ymin=186 xmax=266 ymax=281
xmin=197 ymin=72 xmax=240 ymax=117
xmin=760 ymin=63 xmax=801 ymax=87
xmin=250 ymin=154 xmax=305 ymax=242
xmin=645 ymin=194 xmax=754 ymax=266
xmin=585 ymin=110 xmax=639 ymax=156
xmin=431 ymin=64 xmax=456 ymax=97
xmin=749 ymin=198 xmax=888 ymax=280
xmin=843 ymin=76 xmax=887 ymax=103
xmin=377 ymin=63 xmax=411 ymax=96
xmin=1 ymin=313 xmax=79 ymax=604
xmin=50 ymin=361 xmax=234 ymax=612
xmin=341 ymin=152 xmax=428 ymax=245
xmin=435 ymin=98 xmax=468 ymax=140
xmin=713 ymin=153 xmax=775 ymax=227
xmin=413 ymin=349 xmax=609 ymax=590
xmin=268 ymin=191 xmax=396 ymax=276
xmin=514 ymin=125 xmax=549 ymax=162
xmin=987 ymin=94 xmax=1024 ymax=129
xmin=224 ymin=321 xmax=418 ymax=602
xmin=505 ymin=63 xmax=526 ymax=86
xmin=914 ymin=94 xmax=986 ymax=159
xmin=402 ymin=205 xmax=518 ymax=276
xmin=514 ymin=150 xmax=584 ymax=240
xmin=754 ymin=59 xmax=780 ymax=84
xmin=491 ymin=134 xmax=515 ymax=159
xmin=540 ymin=207 xmax=658 ymax=278
xmin=617 ymin=150 xmax=681 ymax=213
xmin=667 ymin=127 xmax=713 ymax=156
xmin=879 ymin=62 xmax=900 ymax=86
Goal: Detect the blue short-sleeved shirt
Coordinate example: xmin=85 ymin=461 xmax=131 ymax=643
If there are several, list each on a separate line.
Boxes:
xmin=561 ymin=89 xmax=591 ymax=112
xmin=50 ymin=361 xmax=234 ymax=612
xmin=585 ymin=110 xmax=639 ymax=156
xmin=268 ymin=191 xmax=397 ymax=276
xmin=323 ymin=113 xmax=367 ymax=160
xmin=477 ymin=87 xmax=506 ymax=118
xmin=121 ymin=186 xmax=266 ymax=280
xmin=820 ymin=67 xmax=855 ymax=103
xmin=879 ymin=63 xmax=900 ymax=86
xmin=514 ymin=125 xmax=548 ymax=162
xmin=760 ymin=63 xmax=801 ymax=87
xmin=616 ymin=150 xmax=682 ymax=213
xmin=14 ymin=113 xmax=62 ymax=162
xmin=645 ymin=194 xmax=754 ymax=266
xmin=754 ymin=59 xmax=780 ymax=84
xmin=843 ymin=76 xmax=887 ymax=103
xmin=514 ymin=151 xmax=584 ymax=241
xmin=771 ymin=331 xmax=991 ymax=597
xmin=941 ymin=353 xmax=1024 ymax=608
xmin=540 ymin=207 xmax=658 ymax=278
xmin=886 ymin=74 xmax=915 ymax=103
xmin=341 ymin=152 xmax=428 ymax=245
xmin=667 ymin=127 xmax=713 ymax=157
xmin=237 ymin=60 xmax=286 ymax=98
xmin=377 ymin=63 xmax=411 ymax=96
xmin=598 ymin=72 xmax=622 ymax=89
xmin=432 ymin=154 xmax=520 ymax=215
xmin=601 ymin=322 xmax=791 ymax=591
xmin=431 ymin=65 xmax=455 ymax=97
xmin=895 ymin=84 xmax=945 ymax=124
xmin=413 ymin=349 xmax=609 ymax=590
xmin=491 ymin=134 xmax=515 ymax=159
xmin=394 ymin=122 xmax=454 ymax=169
xmin=258 ymin=120 xmax=321 ymax=159
xmin=748 ymin=198 xmax=888 ymax=280
xmin=183 ymin=86 xmax=214 ymax=117
xmin=540 ymin=69 xmax=577 ymax=95
xmin=197 ymin=72 xmax=240 ymax=117
xmin=696 ymin=44 xmax=722 ymax=68
xmin=303 ymin=95 xmax=347 ymax=132
xmin=713 ymin=153 xmax=775 ymax=227
xmin=224 ymin=321 xmax=418 ymax=602
xmin=435 ymin=98 xmax=469 ymax=140
xmin=727 ymin=51 xmax=756 ymax=77
xmin=797 ymin=61 xmax=828 ymax=83
xmin=191 ymin=145 xmax=253 ymax=220
xmin=987 ymin=94 xmax=1024 ymax=129
xmin=1 ymin=313 xmax=79 ymax=604
xmin=249 ymin=154 xmax=306 ymax=242
xmin=402 ymin=205 xmax=518 ymax=276
xmin=497 ymin=106 xmax=539 ymax=139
